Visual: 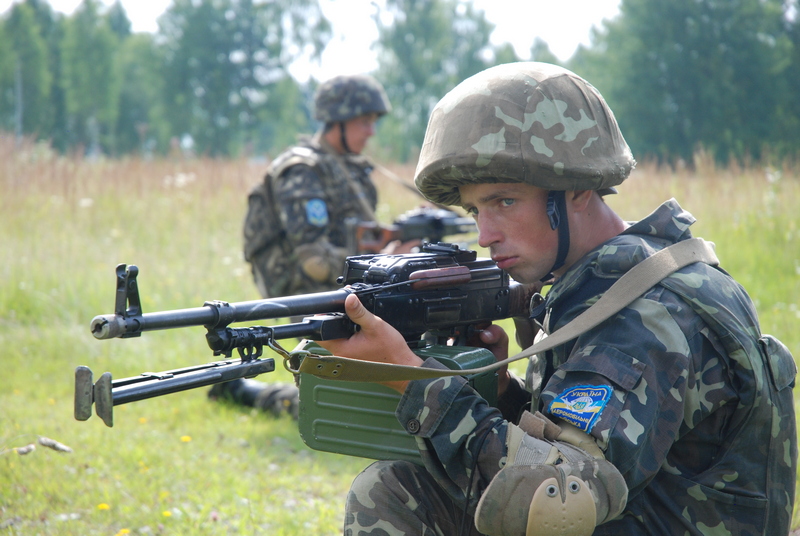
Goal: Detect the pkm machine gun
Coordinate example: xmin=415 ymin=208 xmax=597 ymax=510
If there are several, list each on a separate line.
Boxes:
xmin=76 ymin=243 xmax=535 ymax=462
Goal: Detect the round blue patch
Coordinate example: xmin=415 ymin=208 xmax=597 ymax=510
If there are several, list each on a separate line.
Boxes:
xmin=305 ymin=198 xmax=329 ymax=227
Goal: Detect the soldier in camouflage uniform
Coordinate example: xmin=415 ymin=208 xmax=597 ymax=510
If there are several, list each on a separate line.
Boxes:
xmin=319 ymin=62 xmax=797 ymax=535
xmin=210 ymin=74 xmax=402 ymax=416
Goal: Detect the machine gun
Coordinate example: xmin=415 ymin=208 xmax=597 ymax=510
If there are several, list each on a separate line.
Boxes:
xmin=351 ymin=206 xmax=476 ymax=253
xmin=76 ymin=243 xmax=535 ymax=462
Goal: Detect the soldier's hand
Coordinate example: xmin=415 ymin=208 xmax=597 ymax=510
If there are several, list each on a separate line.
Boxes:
xmin=468 ymin=324 xmax=512 ymax=397
xmin=318 ymin=293 xmax=423 ymax=393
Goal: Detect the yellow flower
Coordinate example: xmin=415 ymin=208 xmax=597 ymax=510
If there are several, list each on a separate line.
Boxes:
xmin=139 ymin=417 xmax=148 ymax=424
xmin=162 ymin=510 xmax=172 ymax=517
xmin=180 ymin=435 xmax=192 ymax=443
xmin=114 ymin=530 xmax=131 ymax=536
xmin=97 ymin=503 xmax=110 ymax=510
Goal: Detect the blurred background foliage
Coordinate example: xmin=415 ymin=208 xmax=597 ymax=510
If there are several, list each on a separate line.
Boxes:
xmin=2 ymin=0 xmax=800 ymax=166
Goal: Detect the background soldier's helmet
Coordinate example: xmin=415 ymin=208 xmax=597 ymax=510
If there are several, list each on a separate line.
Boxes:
xmin=314 ymin=74 xmax=392 ymax=124
xmin=414 ymin=62 xmax=636 ymax=206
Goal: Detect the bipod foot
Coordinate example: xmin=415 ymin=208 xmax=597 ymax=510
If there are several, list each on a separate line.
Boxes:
xmin=74 ymin=366 xmax=114 ymax=427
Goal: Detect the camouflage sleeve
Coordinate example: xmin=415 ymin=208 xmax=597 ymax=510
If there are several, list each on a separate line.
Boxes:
xmin=540 ymin=286 xmax=736 ymax=499
xmin=273 ymin=164 xmax=349 ymax=285
xmin=395 ymin=358 xmax=511 ymax=508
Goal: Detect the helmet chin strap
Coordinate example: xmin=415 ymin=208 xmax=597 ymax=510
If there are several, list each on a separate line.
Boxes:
xmin=339 ymin=123 xmax=352 ymax=154
xmin=542 ymin=190 xmax=570 ymax=282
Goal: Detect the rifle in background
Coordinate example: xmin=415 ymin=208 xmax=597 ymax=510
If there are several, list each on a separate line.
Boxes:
xmin=350 ymin=206 xmax=476 ymax=253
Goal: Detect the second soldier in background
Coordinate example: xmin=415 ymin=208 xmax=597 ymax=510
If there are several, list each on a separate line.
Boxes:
xmin=210 ymin=74 xmax=406 ymax=416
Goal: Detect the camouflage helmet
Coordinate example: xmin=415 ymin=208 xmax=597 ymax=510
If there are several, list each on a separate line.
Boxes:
xmin=314 ymin=74 xmax=392 ymax=124
xmin=414 ymin=62 xmax=635 ymax=206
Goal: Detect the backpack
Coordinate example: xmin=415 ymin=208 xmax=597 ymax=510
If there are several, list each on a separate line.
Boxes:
xmin=242 ymin=147 xmax=319 ymax=262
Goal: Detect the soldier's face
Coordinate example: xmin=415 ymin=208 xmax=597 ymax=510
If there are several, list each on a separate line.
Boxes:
xmin=459 ymin=182 xmax=560 ymax=284
xmin=343 ymin=113 xmax=379 ymax=154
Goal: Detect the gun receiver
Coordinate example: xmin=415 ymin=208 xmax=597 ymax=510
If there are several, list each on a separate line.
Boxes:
xmin=77 ymin=243 xmax=536 ymax=460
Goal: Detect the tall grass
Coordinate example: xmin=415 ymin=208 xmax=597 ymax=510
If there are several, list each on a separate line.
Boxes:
xmin=1 ymin=135 xmax=798 ymax=534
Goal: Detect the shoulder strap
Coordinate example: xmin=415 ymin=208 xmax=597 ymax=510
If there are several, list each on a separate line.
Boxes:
xmin=268 ymin=146 xmax=318 ymax=183
xmin=297 ymin=237 xmax=720 ymax=382
xmin=313 ymin=133 xmax=378 ymax=222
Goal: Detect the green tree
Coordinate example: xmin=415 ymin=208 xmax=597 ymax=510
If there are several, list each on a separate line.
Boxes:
xmin=158 ymin=0 xmax=330 ymax=156
xmin=1 ymin=2 xmax=51 ymax=138
xmin=774 ymin=9 xmax=800 ymax=158
xmin=106 ymin=0 xmax=132 ymax=39
xmin=0 ymin=19 xmax=15 ymax=133
xmin=494 ymin=42 xmax=521 ymax=65
xmin=60 ymin=0 xmax=121 ymax=154
xmin=114 ymin=33 xmax=169 ymax=155
xmin=22 ymin=0 xmax=70 ymax=152
xmin=253 ymin=75 xmax=313 ymax=156
xmin=373 ymin=0 xmax=501 ymax=161
xmin=530 ymin=37 xmax=559 ymax=65
xmin=571 ymin=0 xmax=793 ymax=164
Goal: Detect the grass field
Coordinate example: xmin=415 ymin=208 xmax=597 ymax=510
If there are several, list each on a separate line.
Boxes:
xmin=1 ymin=136 xmax=799 ymax=534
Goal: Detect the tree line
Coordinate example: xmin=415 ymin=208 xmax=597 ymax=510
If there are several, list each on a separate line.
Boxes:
xmin=2 ymin=0 xmax=799 ymax=165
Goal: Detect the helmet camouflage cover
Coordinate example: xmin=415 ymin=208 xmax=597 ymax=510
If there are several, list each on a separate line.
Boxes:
xmin=314 ymin=74 xmax=392 ymax=124
xmin=414 ymin=62 xmax=635 ymax=206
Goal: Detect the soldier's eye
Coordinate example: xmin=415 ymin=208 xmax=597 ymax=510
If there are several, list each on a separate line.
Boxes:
xmin=501 ymin=198 xmax=514 ymax=207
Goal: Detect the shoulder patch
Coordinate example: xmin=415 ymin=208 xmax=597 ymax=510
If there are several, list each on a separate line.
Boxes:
xmin=305 ymin=198 xmax=329 ymax=226
xmin=548 ymin=384 xmax=612 ymax=433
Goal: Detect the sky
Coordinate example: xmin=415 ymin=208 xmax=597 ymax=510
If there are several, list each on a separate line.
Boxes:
xmin=1 ymin=0 xmax=622 ymax=81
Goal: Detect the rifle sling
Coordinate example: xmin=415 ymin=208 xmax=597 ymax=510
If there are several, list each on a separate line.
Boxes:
xmin=297 ymin=238 xmax=719 ymax=383
xmin=316 ymin=133 xmax=379 ymax=223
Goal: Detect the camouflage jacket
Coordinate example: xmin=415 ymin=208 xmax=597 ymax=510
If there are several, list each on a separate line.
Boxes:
xmin=395 ymin=199 xmax=797 ymax=535
xmin=247 ymin=133 xmax=378 ymax=298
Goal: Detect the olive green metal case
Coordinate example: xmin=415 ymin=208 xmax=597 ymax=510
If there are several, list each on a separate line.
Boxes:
xmin=297 ymin=341 xmax=498 ymax=464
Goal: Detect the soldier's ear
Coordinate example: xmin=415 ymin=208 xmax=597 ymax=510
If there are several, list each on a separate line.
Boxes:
xmin=568 ymin=190 xmax=593 ymax=212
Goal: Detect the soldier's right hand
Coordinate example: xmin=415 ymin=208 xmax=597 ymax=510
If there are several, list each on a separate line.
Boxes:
xmin=317 ymin=293 xmax=423 ymax=394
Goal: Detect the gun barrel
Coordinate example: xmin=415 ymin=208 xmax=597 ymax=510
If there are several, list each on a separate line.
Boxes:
xmin=90 ymin=289 xmax=353 ymax=340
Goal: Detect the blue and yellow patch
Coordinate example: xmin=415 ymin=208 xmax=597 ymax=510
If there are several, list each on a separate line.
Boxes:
xmin=305 ymin=198 xmax=329 ymax=226
xmin=548 ymin=384 xmax=612 ymax=433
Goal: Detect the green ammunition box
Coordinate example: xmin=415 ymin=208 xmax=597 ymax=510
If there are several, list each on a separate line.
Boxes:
xmin=297 ymin=341 xmax=498 ymax=464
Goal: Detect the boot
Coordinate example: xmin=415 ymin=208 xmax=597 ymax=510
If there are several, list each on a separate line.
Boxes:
xmin=208 ymin=379 xmax=299 ymax=419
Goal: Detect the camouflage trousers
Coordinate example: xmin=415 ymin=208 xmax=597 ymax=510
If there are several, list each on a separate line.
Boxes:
xmin=345 ymin=460 xmax=485 ymax=536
